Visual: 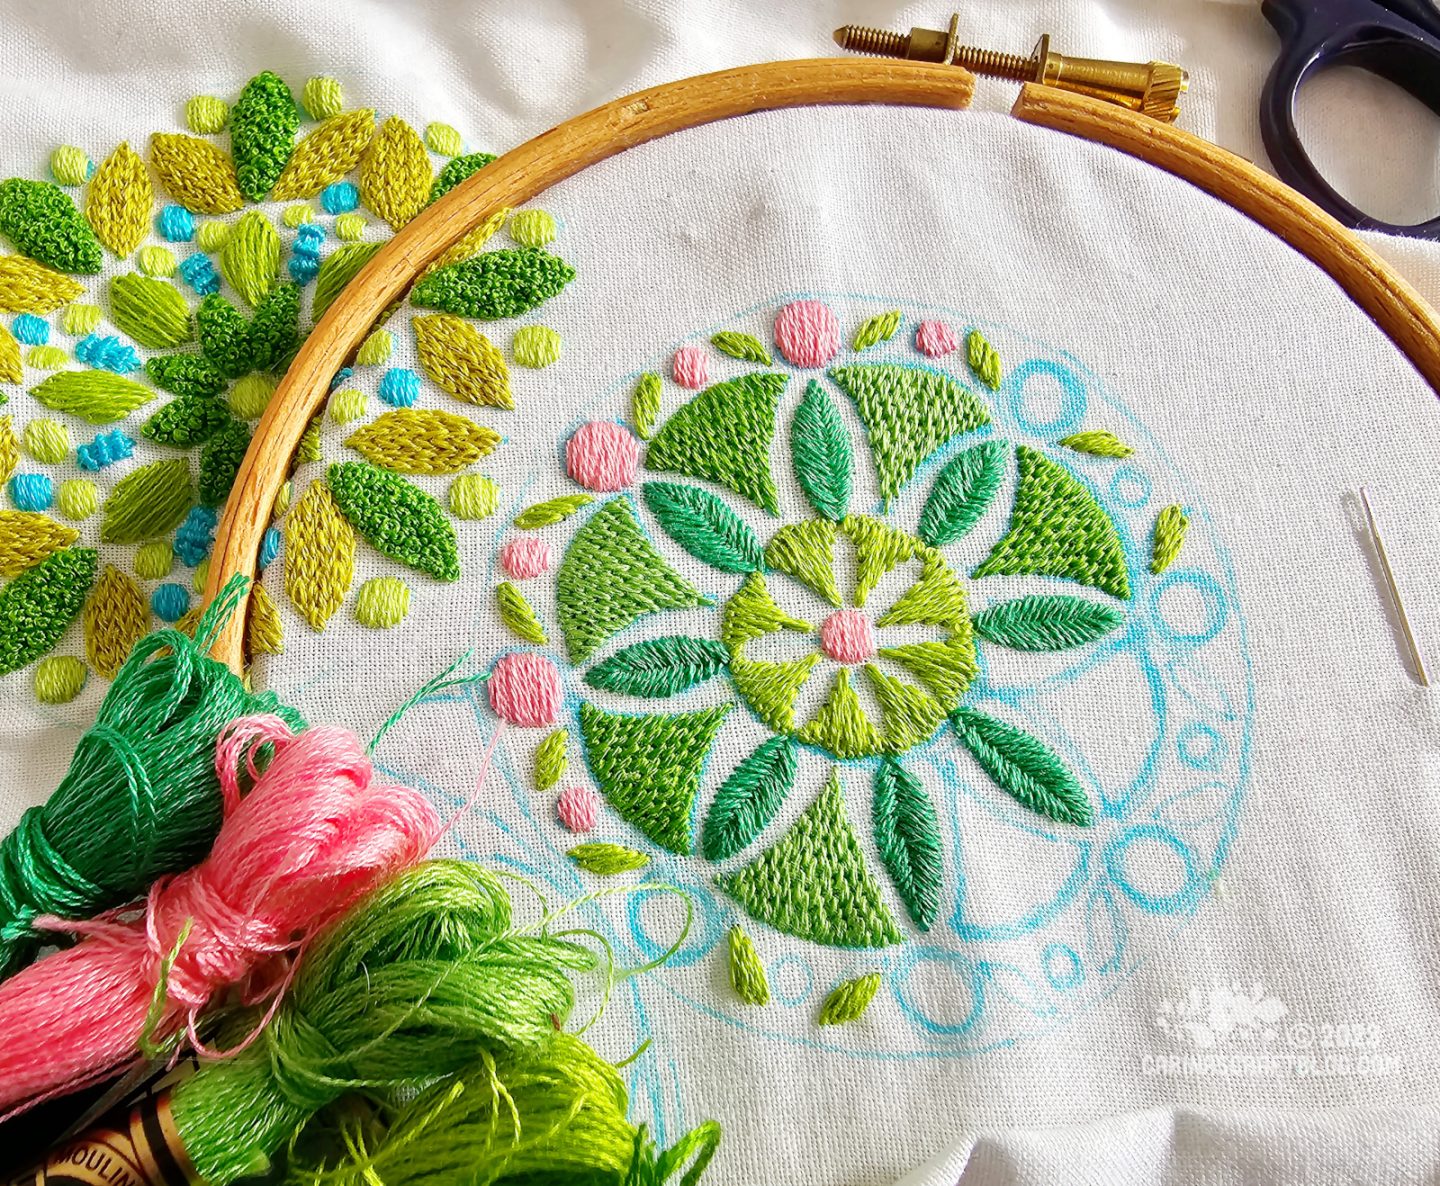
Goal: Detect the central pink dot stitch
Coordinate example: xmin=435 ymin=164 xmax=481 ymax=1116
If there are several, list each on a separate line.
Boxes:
xmin=488 ymin=652 xmax=562 ymax=727
xmin=820 ymin=609 xmax=877 ymax=664
xmin=566 ymin=420 xmax=639 ymax=492
xmin=500 ymin=536 xmax=552 ymax=580
xmin=774 ymin=300 xmax=840 ymax=368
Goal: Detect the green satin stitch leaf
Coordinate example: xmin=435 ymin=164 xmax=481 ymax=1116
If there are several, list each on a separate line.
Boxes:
xmin=710 ymin=331 xmax=772 ymax=365
xmin=790 ymin=380 xmax=850 ymax=522
xmin=101 ymin=459 xmax=193 ymax=544
xmin=327 ymin=461 xmax=460 ymax=582
xmin=1151 ymin=504 xmax=1189 ymax=574
xmin=220 ymin=211 xmax=280 ymax=309
xmin=496 ymin=581 xmax=547 ymax=644
xmin=567 ymin=842 xmax=650 ymax=875
xmin=584 ymin=635 xmax=730 ymax=698
xmin=818 ymin=972 xmax=881 ymax=1025
xmin=1059 ymin=429 xmax=1133 ymax=458
xmin=917 ymin=440 xmax=1007 ymax=547
xmin=31 ymin=371 xmax=154 ymax=424
xmin=0 ymin=179 xmax=102 ymax=274
xmin=700 ymin=734 xmax=798 ymax=861
xmin=514 ymin=493 xmax=593 ymax=529
xmin=0 ymin=547 xmax=97 ymax=676
xmin=851 ymin=310 xmax=900 ymax=351
xmin=313 ymin=242 xmax=382 ymax=321
xmin=966 ymin=328 xmax=1001 ymax=390
xmin=109 ymin=274 xmax=192 ymax=349
xmin=873 ymin=758 xmax=942 ymax=931
xmin=951 ymin=706 xmax=1093 ymax=826
xmin=230 ymin=70 xmax=300 ymax=202
xmin=641 ymin=481 xmax=763 ymax=574
xmin=972 ymin=594 xmax=1124 ymax=651
xmin=631 ymin=372 xmax=661 ymax=440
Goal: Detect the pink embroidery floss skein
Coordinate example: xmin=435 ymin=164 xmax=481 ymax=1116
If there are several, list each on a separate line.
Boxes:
xmin=0 ymin=714 xmax=440 ymax=1116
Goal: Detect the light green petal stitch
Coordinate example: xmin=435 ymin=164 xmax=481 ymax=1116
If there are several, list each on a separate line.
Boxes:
xmin=764 ymin=519 xmax=839 ymax=607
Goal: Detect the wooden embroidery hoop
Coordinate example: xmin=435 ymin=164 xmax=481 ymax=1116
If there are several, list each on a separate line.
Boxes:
xmin=201 ymin=57 xmax=1440 ymax=672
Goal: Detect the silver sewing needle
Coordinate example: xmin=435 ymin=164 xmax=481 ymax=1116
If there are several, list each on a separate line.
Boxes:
xmin=1360 ymin=487 xmax=1430 ymax=688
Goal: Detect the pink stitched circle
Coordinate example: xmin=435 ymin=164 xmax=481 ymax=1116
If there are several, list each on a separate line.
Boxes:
xmin=488 ymin=652 xmax=562 ymax=727
xmin=565 ymin=420 xmax=639 ymax=491
xmin=556 ymin=784 xmax=599 ymax=832
xmin=820 ymin=609 xmax=877 ymax=664
xmin=500 ymin=536 xmax=552 ymax=580
xmin=916 ymin=319 xmax=960 ymax=358
xmin=672 ymin=344 xmax=709 ymax=389
xmin=774 ymin=300 xmax=840 ymax=368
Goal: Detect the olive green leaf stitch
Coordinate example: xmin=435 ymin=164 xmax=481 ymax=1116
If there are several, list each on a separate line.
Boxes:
xmin=1150 ymin=505 xmax=1189 ymax=574
xmin=710 ymin=331 xmax=771 ymax=365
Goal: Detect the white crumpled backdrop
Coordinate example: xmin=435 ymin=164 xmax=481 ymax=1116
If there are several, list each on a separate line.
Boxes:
xmin=0 ymin=3 xmax=1437 ymax=1184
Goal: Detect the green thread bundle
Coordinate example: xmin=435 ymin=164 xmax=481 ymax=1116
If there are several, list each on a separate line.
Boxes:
xmin=0 ymin=575 xmax=299 ymax=979
xmin=167 ymin=859 xmax=596 ymax=1185
xmin=283 ymin=1033 xmax=720 ymax=1185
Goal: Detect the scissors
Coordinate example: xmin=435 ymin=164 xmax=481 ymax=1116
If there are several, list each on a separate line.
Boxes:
xmin=1260 ymin=0 xmax=1440 ymax=240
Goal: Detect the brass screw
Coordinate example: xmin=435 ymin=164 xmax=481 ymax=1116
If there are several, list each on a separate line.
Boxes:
xmin=833 ymin=14 xmax=1188 ymax=122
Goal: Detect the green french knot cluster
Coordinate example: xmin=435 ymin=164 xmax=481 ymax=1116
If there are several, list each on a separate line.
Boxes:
xmin=411 ymin=247 xmax=576 ymax=320
xmin=558 ymin=307 xmax=1153 ymax=972
xmin=327 ymin=462 xmax=460 ymax=582
xmin=0 ymin=179 xmax=102 ymax=273
xmin=230 ymin=70 xmax=301 ymax=201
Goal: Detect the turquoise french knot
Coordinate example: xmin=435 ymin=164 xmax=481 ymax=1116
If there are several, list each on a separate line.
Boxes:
xmin=76 ymin=430 xmax=133 ymax=471
xmin=12 ymin=314 xmax=47 ymax=345
xmin=259 ymin=526 xmax=281 ymax=568
xmin=150 ymin=582 xmax=190 ymax=622
xmin=288 ymin=222 xmax=325 ymax=284
xmin=329 ymin=366 xmax=353 ymax=392
xmin=321 ymin=181 xmax=359 ymax=214
xmin=178 ymin=254 xmax=219 ymax=296
xmin=378 ymin=368 xmax=420 ymax=407
xmin=9 ymin=474 xmax=52 ymax=511
xmin=174 ymin=505 xmax=218 ymax=566
xmin=157 ymin=205 xmax=196 ymax=243
xmin=76 ymin=334 xmax=140 ymax=374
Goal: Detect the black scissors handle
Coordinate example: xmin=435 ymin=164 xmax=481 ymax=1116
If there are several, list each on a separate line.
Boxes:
xmin=1261 ymin=0 xmax=1440 ymax=240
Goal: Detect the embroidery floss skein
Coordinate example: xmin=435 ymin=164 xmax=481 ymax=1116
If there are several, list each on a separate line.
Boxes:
xmin=31 ymin=860 xmax=596 ymax=1185
xmin=281 ymin=1032 xmax=721 ymax=1185
xmin=0 ymin=575 xmax=301 ymax=980
xmin=0 ymin=714 xmax=440 ymax=1115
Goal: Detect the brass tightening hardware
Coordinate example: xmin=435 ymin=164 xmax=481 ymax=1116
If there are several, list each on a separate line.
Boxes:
xmin=833 ymin=14 xmax=1188 ymax=122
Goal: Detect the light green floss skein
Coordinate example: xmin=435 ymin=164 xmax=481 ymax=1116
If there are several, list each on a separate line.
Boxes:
xmin=168 ymin=860 xmax=598 ymax=1185
xmin=280 ymin=1032 xmax=722 ymax=1185
xmin=0 ymin=575 xmax=302 ymax=980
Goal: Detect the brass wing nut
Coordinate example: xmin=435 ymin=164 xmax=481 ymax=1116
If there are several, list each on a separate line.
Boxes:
xmin=833 ymin=14 xmax=1188 ymax=122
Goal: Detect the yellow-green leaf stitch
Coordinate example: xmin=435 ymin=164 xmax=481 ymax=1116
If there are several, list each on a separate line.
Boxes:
xmin=344 ymin=407 xmax=500 ymax=475
xmin=312 ymin=242 xmax=381 ymax=321
xmin=355 ymin=328 xmax=392 ymax=366
xmin=270 ymin=109 xmax=377 ymax=201
xmin=247 ymin=580 xmax=284 ymax=655
xmin=852 ymin=310 xmax=901 ymax=351
xmin=109 ymin=274 xmax=192 ymax=349
xmin=31 ymin=371 xmax=154 ymax=424
xmin=148 ymin=133 xmax=245 ymax=214
xmin=966 ymin=328 xmax=1001 ymax=390
xmin=354 ymin=576 xmax=411 ymax=629
xmin=0 ymin=417 xmax=15 ymax=483
xmin=534 ymin=728 xmax=567 ymax=790
xmin=220 ymin=211 xmax=280 ymax=308
xmin=360 ymin=115 xmax=431 ymax=231
xmin=1151 ymin=504 xmax=1189 ymax=574
xmin=450 ymin=474 xmax=499 ymax=520
xmin=185 ymin=95 xmax=228 ymax=134
xmin=86 ymin=143 xmax=153 ymax=257
xmin=101 ymin=458 xmax=193 ymax=544
xmin=302 ymin=77 xmax=343 ymax=121
xmin=82 ymin=563 xmax=148 ymax=679
xmin=412 ymin=313 xmax=513 ymax=410
xmin=509 ymin=209 xmax=556 ymax=247
xmin=512 ymin=325 xmax=561 ymax=369
xmin=710 ymin=331 xmax=771 ymax=366
xmin=425 ymin=123 xmax=464 ymax=157
xmin=57 ymin=479 xmax=97 ymax=522
xmin=727 ymin=924 xmax=770 ymax=1006
xmin=1059 ymin=429 xmax=1134 ymax=458
xmin=0 ymin=255 xmax=85 ymax=313
xmin=0 ymin=323 xmax=21 ymax=383
xmin=285 ymin=478 xmax=356 ymax=631
xmin=34 ymin=656 xmax=86 ymax=704
xmin=62 ymin=304 xmax=101 ymax=336
xmin=497 ymin=580 xmax=547 ymax=643
xmin=0 ymin=511 xmax=79 ymax=577
xmin=632 ymin=372 xmax=661 ymax=440
xmin=818 ymin=973 xmax=881 ymax=1025
xmin=567 ymin=843 xmax=650 ymax=875
xmin=421 ymin=207 xmax=508 ymax=277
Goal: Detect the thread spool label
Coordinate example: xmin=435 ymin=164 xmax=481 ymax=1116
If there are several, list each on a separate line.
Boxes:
xmin=8 ymin=1096 xmax=198 ymax=1186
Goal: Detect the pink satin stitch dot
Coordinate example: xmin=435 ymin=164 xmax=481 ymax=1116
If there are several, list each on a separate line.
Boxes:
xmin=556 ymin=784 xmax=599 ymax=833
xmin=916 ymin=319 xmax=960 ymax=358
xmin=565 ymin=420 xmax=639 ymax=492
xmin=672 ymin=344 xmax=709 ymax=389
xmin=774 ymin=300 xmax=840 ymax=368
xmin=500 ymin=536 xmax=552 ymax=580
xmin=820 ymin=609 xmax=877 ymax=664
xmin=488 ymin=652 xmax=562 ymax=728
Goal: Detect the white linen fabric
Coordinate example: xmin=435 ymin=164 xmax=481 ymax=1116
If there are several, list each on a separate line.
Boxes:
xmin=0 ymin=4 xmax=1436 ymax=1185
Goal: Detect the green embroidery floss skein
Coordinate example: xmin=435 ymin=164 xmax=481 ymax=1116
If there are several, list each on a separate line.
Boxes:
xmin=0 ymin=574 xmax=301 ymax=980
xmin=154 ymin=860 xmax=595 ymax=1185
xmin=283 ymin=1032 xmax=721 ymax=1185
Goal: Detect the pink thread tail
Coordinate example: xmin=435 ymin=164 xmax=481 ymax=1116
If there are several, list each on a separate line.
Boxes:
xmin=915 ymin=319 xmax=960 ymax=358
xmin=774 ymin=300 xmax=840 ymax=368
xmin=0 ymin=715 xmax=439 ymax=1116
xmin=566 ymin=420 xmax=639 ymax=492
xmin=671 ymin=344 xmax=709 ymax=389
xmin=556 ymin=784 xmax=599 ymax=833
xmin=500 ymin=536 xmax=553 ymax=580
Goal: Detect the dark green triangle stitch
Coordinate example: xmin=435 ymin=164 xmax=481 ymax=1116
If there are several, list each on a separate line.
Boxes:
xmin=578 ymin=701 xmax=731 ymax=855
